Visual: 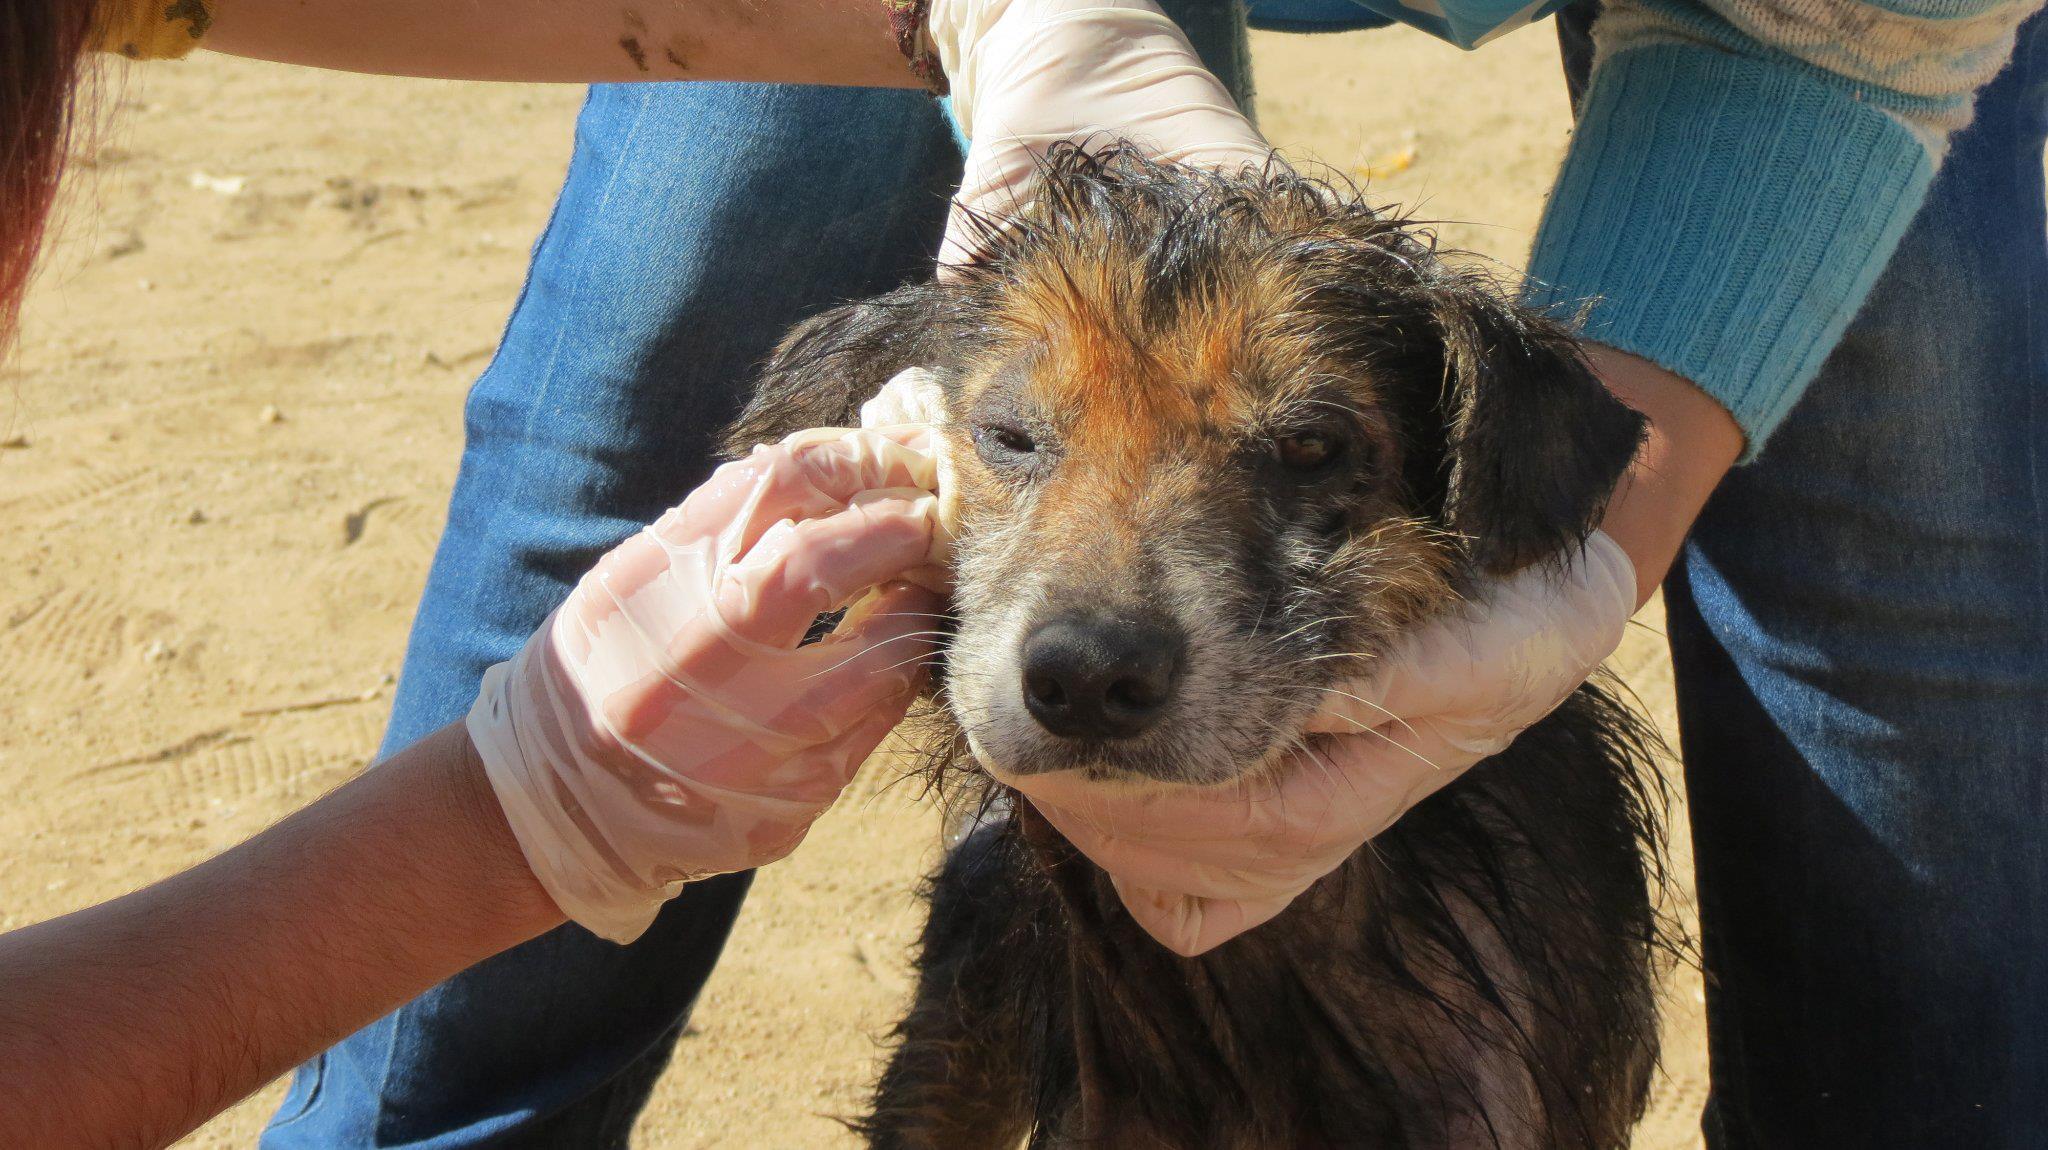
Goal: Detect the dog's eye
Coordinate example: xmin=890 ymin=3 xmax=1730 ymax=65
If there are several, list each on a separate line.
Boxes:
xmin=974 ymin=423 xmax=1038 ymax=461
xmin=1275 ymin=432 xmax=1345 ymax=472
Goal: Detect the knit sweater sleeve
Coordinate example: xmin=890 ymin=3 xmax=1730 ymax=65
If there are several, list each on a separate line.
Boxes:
xmin=1525 ymin=0 xmax=2041 ymax=459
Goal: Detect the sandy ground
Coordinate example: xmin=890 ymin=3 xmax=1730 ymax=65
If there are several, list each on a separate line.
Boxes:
xmin=3 ymin=23 xmax=1705 ymax=1148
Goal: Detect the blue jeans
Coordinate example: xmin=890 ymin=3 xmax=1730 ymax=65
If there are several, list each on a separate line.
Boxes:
xmin=1655 ymin=21 xmax=2048 ymax=1149
xmin=1563 ymin=6 xmax=2048 ymax=1144
xmin=261 ymin=7 xmax=1250 ymax=1146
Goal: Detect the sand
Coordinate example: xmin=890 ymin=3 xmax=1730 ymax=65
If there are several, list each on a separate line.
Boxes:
xmin=1 ymin=23 xmax=1705 ymax=1148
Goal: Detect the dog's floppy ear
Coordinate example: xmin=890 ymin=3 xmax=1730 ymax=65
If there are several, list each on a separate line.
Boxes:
xmin=1427 ymin=286 xmax=1647 ymax=575
xmin=722 ymin=283 xmax=962 ymax=457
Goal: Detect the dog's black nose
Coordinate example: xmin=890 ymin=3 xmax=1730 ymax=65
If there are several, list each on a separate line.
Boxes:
xmin=1020 ymin=614 xmax=1185 ymax=740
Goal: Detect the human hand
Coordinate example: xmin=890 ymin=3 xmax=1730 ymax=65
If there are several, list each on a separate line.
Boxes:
xmin=467 ymin=426 xmax=950 ymax=943
xmin=996 ymin=530 xmax=1637 ymax=955
xmin=928 ymin=0 xmax=1274 ymax=268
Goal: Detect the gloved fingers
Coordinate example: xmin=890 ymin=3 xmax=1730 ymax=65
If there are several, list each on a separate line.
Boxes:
xmin=1029 ymin=790 xmax=1336 ymax=888
xmin=1019 ymin=720 xmax=1474 ymax=865
xmin=1001 ymin=774 xmax=1354 ymax=910
xmin=770 ymin=424 xmax=942 ymax=508
xmin=1301 ymin=533 xmax=1636 ymax=742
xmin=1302 ymin=663 xmax=1410 ymax=737
xmin=711 ymin=704 xmax=911 ymax=869
xmin=675 ymin=703 xmax=914 ymax=866
xmin=652 ymin=426 xmax=940 ymax=560
xmin=690 ymin=573 xmax=943 ymax=743
xmin=1256 ymin=723 xmax=1480 ymax=842
xmin=577 ymin=486 xmax=934 ymax=693
xmin=937 ymin=0 xmax=1275 ymax=272
xmin=1042 ymin=812 xmax=1329 ymax=902
xmin=1112 ymin=881 xmax=1297 ymax=957
xmin=806 ymin=694 xmax=924 ymax=798
xmin=653 ymin=696 xmax=917 ymax=844
xmin=593 ymin=579 xmax=941 ymax=761
xmin=1032 ymin=785 xmax=1286 ymax=867
xmin=1362 ymin=531 xmax=1635 ymax=723
xmin=578 ymin=691 xmax=911 ymax=898
xmin=994 ymin=752 xmax=1365 ymax=852
xmin=713 ymin=492 xmax=943 ymax=649
xmin=860 ymin=368 xmax=948 ymax=430
xmin=472 ymin=425 xmax=952 ymax=947
xmin=777 ymin=579 xmax=947 ymax=739
xmin=998 ymin=769 xmax=1287 ymax=862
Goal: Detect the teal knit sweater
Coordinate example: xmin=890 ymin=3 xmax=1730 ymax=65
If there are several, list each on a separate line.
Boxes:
xmin=1524 ymin=0 xmax=2037 ymax=458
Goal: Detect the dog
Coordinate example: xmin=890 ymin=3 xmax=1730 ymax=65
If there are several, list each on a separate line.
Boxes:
xmin=725 ymin=148 xmax=1668 ymax=1149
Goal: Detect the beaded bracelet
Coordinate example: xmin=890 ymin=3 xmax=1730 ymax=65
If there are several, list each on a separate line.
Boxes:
xmin=94 ymin=0 xmax=213 ymax=60
xmin=884 ymin=0 xmax=949 ymax=95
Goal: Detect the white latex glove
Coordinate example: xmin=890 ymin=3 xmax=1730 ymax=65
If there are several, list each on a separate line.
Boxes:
xmin=468 ymin=426 xmax=950 ymax=943
xmin=861 ymin=367 xmax=959 ymax=531
xmin=996 ymin=530 xmax=1638 ymax=956
xmin=928 ymin=0 xmax=1274 ymax=267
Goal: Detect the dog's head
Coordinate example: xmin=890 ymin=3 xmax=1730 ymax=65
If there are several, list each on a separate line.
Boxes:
xmin=728 ymin=148 xmax=1643 ymax=786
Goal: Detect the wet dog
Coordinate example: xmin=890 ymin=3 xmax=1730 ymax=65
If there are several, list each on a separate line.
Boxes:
xmin=726 ymin=149 xmax=1667 ymax=1149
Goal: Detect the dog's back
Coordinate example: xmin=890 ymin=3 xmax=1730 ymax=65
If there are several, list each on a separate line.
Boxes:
xmin=726 ymin=149 xmax=1666 ymax=1149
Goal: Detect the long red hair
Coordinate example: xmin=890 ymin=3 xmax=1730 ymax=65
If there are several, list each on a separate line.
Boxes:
xmin=2 ymin=0 xmax=99 ymax=355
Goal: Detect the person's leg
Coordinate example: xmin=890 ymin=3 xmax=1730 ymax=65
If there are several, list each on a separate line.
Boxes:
xmin=260 ymin=81 xmax=962 ymax=1148
xmin=264 ymin=6 xmax=1254 ymax=1143
xmin=1672 ymin=22 xmax=2048 ymax=1142
xmin=1563 ymin=8 xmax=2048 ymax=1145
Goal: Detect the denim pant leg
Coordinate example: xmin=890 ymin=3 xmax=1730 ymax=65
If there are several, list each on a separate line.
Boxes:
xmin=260 ymin=82 xmax=962 ymax=1149
xmin=1565 ymin=9 xmax=2048 ymax=1146
xmin=1673 ymin=21 xmax=2048 ymax=1146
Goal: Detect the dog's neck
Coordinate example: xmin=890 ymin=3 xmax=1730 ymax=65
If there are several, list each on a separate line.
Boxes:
xmin=1006 ymin=798 xmax=1406 ymax=1148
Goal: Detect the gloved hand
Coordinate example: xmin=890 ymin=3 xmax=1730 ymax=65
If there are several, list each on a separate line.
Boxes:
xmin=928 ymin=0 xmax=1275 ymax=267
xmin=468 ymin=426 xmax=950 ymax=943
xmin=994 ymin=530 xmax=1638 ymax=956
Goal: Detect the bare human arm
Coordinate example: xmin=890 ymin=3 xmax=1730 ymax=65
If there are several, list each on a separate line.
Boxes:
xmin=0 ymin=429 xmax=946 ymax=1149
xmin=202 ymin=0 xmax=921 ymax=86
xmin=0 ymin=722 xmax=565 ymax=1150
xmin=1585 ymin=344 xmax=1744 ymax=609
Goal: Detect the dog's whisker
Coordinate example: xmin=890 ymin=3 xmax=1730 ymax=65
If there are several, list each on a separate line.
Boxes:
xmin=798 ymin=631 xmax=951 ymax=680
xmin=1295 ymin=649 xmax=1379 ymax=665
xmin=1264 ymin=612 xmax=1362 ymax=646
xmin=872 ymin=650 xmax=944 ymax=676
xmin=1306 ymin=684 xmax=1421 ymax=742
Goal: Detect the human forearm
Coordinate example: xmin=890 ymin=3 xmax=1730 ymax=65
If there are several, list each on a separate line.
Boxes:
xmin=202 ymin=0 xmax=917 ymax=85
xmin=1526 ymin=40 xmax=1934 ymax=459
xmin=0 ymin=722 xmax=561 ymax=1150
xmin=1585 ymin=344 xmax=1741 ymax=606
xmin=1527 ymin=0 xmax=2041 ymax=460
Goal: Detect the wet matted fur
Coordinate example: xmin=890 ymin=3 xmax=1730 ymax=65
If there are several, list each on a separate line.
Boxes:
xmin=724 ymin=149 xmax=1668 ymax=1149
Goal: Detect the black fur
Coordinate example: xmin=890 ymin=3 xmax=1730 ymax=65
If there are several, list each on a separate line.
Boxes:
xmin=724 ymin=149 xmax=1667 ymax=1149
xmin=726 ymin=284 xmax=962 ymax=447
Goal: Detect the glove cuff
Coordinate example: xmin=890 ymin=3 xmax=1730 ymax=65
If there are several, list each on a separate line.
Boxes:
xmin=466 ymin=623 xmax=669 ymax=945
